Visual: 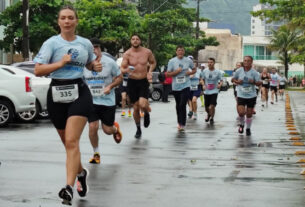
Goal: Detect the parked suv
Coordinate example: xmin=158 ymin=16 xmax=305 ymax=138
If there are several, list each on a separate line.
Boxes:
xmin=0 ymin=65 xmax=36 ymax=126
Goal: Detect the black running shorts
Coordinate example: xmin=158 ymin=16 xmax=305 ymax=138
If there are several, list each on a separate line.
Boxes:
xmin=127 ymin=78 xmax=149 ymax=104
xmin=237 ymin=97 xmax=256 ymax=108
xmin=204 ymin=93 xmax=218 ymax=107
xmin=270 ymin=86 xmax=278 ymax=92
xmin=88 ymin=104 xmax=116 ymax=126
xmin=279 ymin=85 xmax=285 ymax=90
xmin=47 ymin=78 xmax=93 ymax=130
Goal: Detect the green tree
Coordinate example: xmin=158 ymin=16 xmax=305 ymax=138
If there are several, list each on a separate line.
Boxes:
xmin=0 ymin=0 xmax=63 ymax=55
xmin=139 ymin=7 xmax=218 ymax=66
xmin=75 ymin=0 xmax=141 ymax=56
xmin=268 ymin=26 xmax=300 ymax=78
xmin=291 ymin=34 xmax=305 ymax=81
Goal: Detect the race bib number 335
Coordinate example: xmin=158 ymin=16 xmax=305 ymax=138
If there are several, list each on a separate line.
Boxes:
xmin=52 ymin=84 xmax=79 ymax=103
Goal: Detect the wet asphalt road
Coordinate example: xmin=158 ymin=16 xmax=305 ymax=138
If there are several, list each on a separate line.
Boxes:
xmin=0 ymin=89 xmax=305 ymax=207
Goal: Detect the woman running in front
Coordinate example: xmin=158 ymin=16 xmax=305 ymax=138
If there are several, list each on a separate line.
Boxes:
xmin=34 ymin=5 xmax=102 ymax=205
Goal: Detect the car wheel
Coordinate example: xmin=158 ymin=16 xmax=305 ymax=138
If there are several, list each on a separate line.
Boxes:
xmin=0 ymin=100 xmax=14 ymax=126
xmin=17 ymin=104 xmax=38 ymax=122
xmin=151 ymin=89 xmax=162 ymax=101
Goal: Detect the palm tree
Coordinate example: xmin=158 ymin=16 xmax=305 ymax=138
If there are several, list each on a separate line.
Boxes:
xmin=268 ymin=25 xmax=300 ymax=78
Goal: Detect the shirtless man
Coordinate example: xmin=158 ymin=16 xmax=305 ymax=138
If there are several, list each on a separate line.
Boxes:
xmin=121 ymin=34 xmax=157 ymax=138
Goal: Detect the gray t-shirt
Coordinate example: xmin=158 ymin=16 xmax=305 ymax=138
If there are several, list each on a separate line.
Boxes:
xmin=233 ymin=67 xmax=260 ymax=98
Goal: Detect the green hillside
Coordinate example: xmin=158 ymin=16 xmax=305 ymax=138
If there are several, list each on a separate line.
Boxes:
xmin=185 ymin=0 xmax=259 ymax=35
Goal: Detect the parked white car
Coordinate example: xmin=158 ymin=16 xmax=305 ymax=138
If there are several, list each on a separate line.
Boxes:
xmin=0 ymin=65 xmax=36 ymax=126
xmin=1 ymin=65 xmax=51 ymax=122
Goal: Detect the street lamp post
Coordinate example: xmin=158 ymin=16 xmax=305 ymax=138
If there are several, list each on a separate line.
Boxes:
xmin=22 ymin=0 xmax=29 ymax=60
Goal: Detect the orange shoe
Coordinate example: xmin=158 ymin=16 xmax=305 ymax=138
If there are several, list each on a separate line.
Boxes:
xmin=121 ymin=111 xmax=126 ymax=116
xmin=128 ymin=110 xmax=132 ymax=117
xmin=89 ymin=152 xmax=100 ymax=164
xmin=113 ymin=122 xmax=122 ymax=144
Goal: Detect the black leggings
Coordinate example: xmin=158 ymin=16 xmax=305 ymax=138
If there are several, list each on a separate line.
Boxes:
xmin=172 ymin=87 xmax=190 ymax=126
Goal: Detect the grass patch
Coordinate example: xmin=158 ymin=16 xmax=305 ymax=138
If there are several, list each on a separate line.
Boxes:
xmin=286 ymin=87 xmax=305 ymax=92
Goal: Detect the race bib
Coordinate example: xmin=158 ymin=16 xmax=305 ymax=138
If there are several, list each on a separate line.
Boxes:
xmin=177 ymin=76 xmax=186 ymax=84
xmin=123 ymin=80 xmax=127 ymax=87
xmin=280 ymin=82 xmax=285 ymax=85
xmin=190 ymin=85 xmax=198 ymax=91
xmin=263 ymin=80 xmax=268 ymax=84
xmin=89 ymin=85 xmax=105 ymax=97
xmin=271 ymin=80 xmax=276 ymax=85
xmin=207 ymin=84 xmax=215 ymax=90
xmin=52 ymin=84 xmax=79 ymax=103
xmin=241 ymin=86 xmax=252 ymax=93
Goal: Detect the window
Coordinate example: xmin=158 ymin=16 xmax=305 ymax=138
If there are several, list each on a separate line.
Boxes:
xmin=0 ymin=1 xmax=5 ymax=12
xmin=255 ymin=46 xmax=265 ymax=60
xmin=244 ymin=45 xmax=254 ymax=57
xmin=252 ymin=31 xmax=255 ymax=35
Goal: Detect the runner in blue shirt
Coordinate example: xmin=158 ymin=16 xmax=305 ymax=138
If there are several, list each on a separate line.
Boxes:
xmin=270 ymin=68 xmax=280 ymax=104
xmin=84 ymin=38 xmax=123 ymax=164
xmin=279 ymin=73 xmax=287 ymax=99
xmin=200 ymin=58 xmax=223 ymax=124
xmin=34 ymin=6 xmax=101 ymax=205
xmin=167 ymin=45 xmax=196 ymax=131
xmin=232 ymin=56 xmax=262 ymax=136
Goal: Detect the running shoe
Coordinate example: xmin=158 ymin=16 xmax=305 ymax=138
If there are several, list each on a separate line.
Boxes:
xmin=246 ymin=128 xmax=251 ymax=136
xmin=271 ymin=101 xmax=274 ymax=104
xmin=193 ymin=113 xmax=197 ymax=120
xmin=121 ymin=111 xmax=126 ymax=116
xmin=128 ymin=110 xmax=132 ymax=117
xmin=76 ymin=168 xmax=89 ymax=197
xmin=113 ymin=122 xmax=123 ymax=143
xmin=210 ymin=118 xmax=214 ymax=125
xmin=89 ymin=152 xmax=100 ymax=164
xmin=178 ymin=125 xmax=185 ymax=131
xmin=188 ymin=111 xmax=193 ymax=118
xmin=59 ymin=185 xmax=73 ymax=205
xmin=238 ymin=125 xmax=244 ymax=134
xmin=144 ymin=112 xmax=150 ymax=128
xmin=205 ymin=115 xmax=211 ymax=122
xmin=134 ymin=128 xmax=142 ymax=139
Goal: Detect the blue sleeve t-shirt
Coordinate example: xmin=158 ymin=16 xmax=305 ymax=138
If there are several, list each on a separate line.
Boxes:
xmin=34 ymin=35 xmax=96 ymax=79
xmin=84 ymin=55 xmax=121 ymax=106
xmin=200 ymin=68 xmax=223 ymax=95
xmin=190 ymin=69 xmax=202 ymax=91
xmin=270 ymin=73 xmax=280 ymax=86
xmin=234 ymin=67 xmax=260 ymax=98
xmin=167 ymin=56 xmax=194 ymax=91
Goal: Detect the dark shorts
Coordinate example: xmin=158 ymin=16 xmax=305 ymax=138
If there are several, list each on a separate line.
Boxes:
xmin=262 ymin=84 xmax=270 ymax=89
xmin=237 ymin=97 xmax=256 ymax=108
xmin=204 ymin=93 xmax=218 ymax=107
xmin=270 ymin=86 xmax=278 ymax=92
xmin=47 ymin=78 xmax=93 ymax=130
xmin=189 ymin=87 xmax=201 ymax=100
xmin=88 ymin=104 xmax=116 ymax=126
xmin=120 ymin=85 xmax=128 ymax=94
xmin=279 ymin=85 xmax=285 ymax=90
xmin=127 ymin=78 xmax=149 ymax=103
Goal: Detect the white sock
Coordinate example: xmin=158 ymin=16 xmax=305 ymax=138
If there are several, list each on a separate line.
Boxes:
xmin=93 ymin=147 xmax=99 ymax=154
xmin=246 ymin=117 xmax=252 ymax=129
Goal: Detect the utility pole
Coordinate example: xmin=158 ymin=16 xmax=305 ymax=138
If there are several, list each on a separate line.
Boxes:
xmin=22 ymin=0 xmax=29 ymax=60
xmin=196 ymin=0 xmax=200 ymax=39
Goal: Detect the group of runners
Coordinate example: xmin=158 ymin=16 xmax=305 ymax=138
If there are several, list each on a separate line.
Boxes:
xmin=33 ymin=5 xmax=288 ymax=205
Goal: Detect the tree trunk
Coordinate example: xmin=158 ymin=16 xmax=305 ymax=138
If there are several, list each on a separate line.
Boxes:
xmin=284 ymin=52 xmax=289 ymax=78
